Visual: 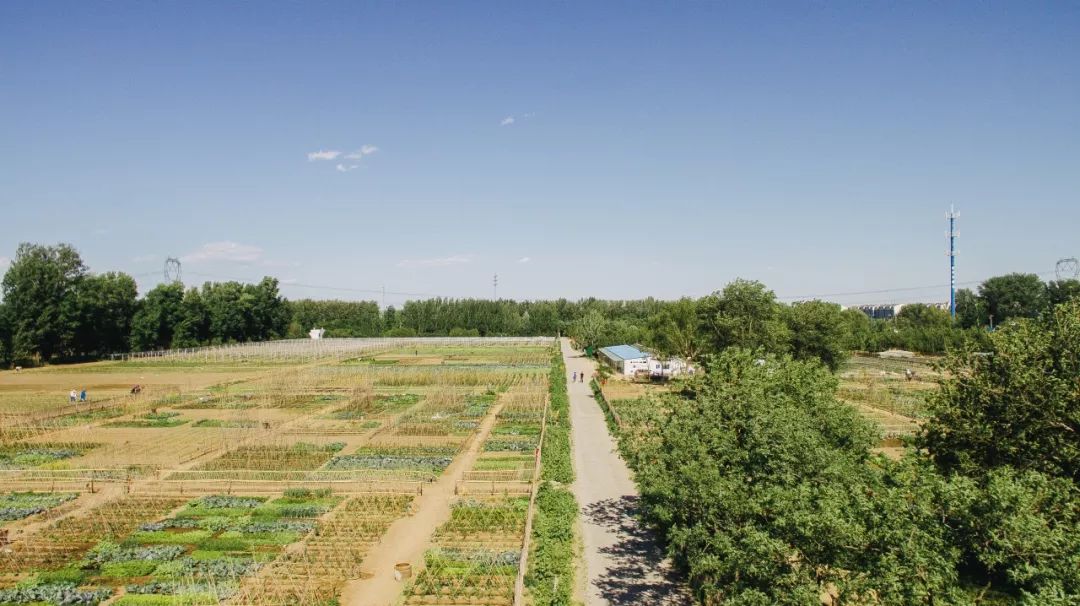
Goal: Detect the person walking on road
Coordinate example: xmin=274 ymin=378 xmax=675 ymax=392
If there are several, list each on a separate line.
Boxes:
xmin=572 ymin=371 xmax=577 ymax=382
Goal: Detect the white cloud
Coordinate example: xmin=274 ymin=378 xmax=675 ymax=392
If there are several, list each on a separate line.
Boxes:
xmin=181 ymin=241 xmax=264 ymax=264
xmin=397 ymin=254 xmax=473 ymax=269
xmin=307 ymin=150 xmax=342 ymax=161
xmin=0 ymin=256 xmax=9 ymax=269
xmin=518 ymin=256 xmax=531 ymax=264
xmin=335 ymin=164 xmax=360 ymax=172
xmin=345 ymin=145 xmax=379 ymax=159
xmin=500 ymin=116 xmax=515 ymax=126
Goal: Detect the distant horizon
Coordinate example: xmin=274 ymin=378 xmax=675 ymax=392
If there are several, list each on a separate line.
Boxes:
xmin=4 ymin=2 xmax=1078 ymax=308
xmin=3 ymin=237 xmax=1066 ymax=310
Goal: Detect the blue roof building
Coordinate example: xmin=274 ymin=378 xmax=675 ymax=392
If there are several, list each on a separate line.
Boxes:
xmin=598 ymin=345 xmax=649 ymax=362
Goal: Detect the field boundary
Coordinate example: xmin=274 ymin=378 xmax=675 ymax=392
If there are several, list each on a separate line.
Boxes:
xmin=513 ymin=389 xmax=549 ymax=605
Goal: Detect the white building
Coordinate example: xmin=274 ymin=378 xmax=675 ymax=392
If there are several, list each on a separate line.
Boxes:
xmin=598 ymin=345 xmax=692 ymax=379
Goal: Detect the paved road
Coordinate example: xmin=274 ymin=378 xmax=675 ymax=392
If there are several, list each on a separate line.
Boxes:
xmin=562 ymin=338 xmax=692 ymax=606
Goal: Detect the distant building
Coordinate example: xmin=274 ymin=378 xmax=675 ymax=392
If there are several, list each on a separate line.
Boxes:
xmin=850 ymin=302 xmax=949 ymax=320
xmin=598 ymin=344 xmax=693 ymax=378
xmin=852 ymin=304 xmax=905 ymax=320
xmin=309 ymin=328 xmax=326 ymax=340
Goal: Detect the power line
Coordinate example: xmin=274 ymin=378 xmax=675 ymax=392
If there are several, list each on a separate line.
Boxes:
xmin=124 ymin=266 xmax=1065 ymax=304
xmin=776 ymin=269 xmax=1059 ymax=302
xmin=182 ymin=270 xmax=447 ymax=299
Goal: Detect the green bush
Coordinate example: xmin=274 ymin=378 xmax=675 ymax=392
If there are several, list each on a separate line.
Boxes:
xmin=525 ymin=482 xmax=577 ymax=606
xmin=540 ymin=350 xmax=573 ymax=483
xmin=101 ymin=560 xmax=159 ymax=579
xmin=32 ymin=566 xmax=87 ymax=586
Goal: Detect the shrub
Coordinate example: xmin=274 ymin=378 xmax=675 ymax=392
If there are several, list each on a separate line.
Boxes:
xmin=525 ymin=483 xmax=577 ymax=606
xmin=540 ymin=350 xmax=573 ymax=483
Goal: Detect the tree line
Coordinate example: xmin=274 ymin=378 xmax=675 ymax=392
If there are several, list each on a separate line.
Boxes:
xmin=632 ymin=299 xmax=1080 ymax=604
xmin=2 ymin=242 xmax=1077 ymax=367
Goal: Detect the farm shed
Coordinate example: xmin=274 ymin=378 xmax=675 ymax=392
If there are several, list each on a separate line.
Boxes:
xmin=598 ymin=345 xmax=652 ymax=377
xmin=648 ymin=357 xmax=693 ymax=379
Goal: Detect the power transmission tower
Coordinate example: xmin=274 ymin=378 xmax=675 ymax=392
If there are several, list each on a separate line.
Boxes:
xmin=947 ymin=206 xmax=958 ymax=318
xmin=164 ymin=257 xmax=182 ymax=284
xmin=493 ymin=273 xmax=499 ymax=300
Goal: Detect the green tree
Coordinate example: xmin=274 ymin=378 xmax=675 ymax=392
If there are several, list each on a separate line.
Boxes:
xmin=954 ymin=288 xmax=986 ymax=329
xmin=382 ymin=305 xmax=399 ymax=332
xmin=568 ymin=309 xmax=607 ymax=351
xmin=650 ymin=297 xmax=703 ymax=361
xmin=896 ymin=303 xmax=951 ymax=330
xmin=784 ymin=300 xmax=848 ymax=370
xmin=838 ymin=307 xmax=875 ymax=351
xmin=523 ymin=301 xmax=561 ymax=335
xmin=129 ymin=282 xmax=184 ymax=351
xmin=0 ymin=302 xmax=11 ymax=367
xmin=73 ymin=272 xmax=138 ymax=355
xmin=697 ymin=279 xmax=790 ymax=354
xmin=171 ymin=287 xmax=209 ymax=348
xmin=1046 ymin=279 xmax=1080 ymax=308
xmin=0 ymin=243 xmax=87 ymax=360
xmin=920 ymin=300 xmax=1080 ymax=482
xmin=978 ymin=273 xmax=1047 ymax=326
xmin=637 ymin=350 xmax=964 ymax=604
xmin=944 ymin=468 xmax=1080 ymax=599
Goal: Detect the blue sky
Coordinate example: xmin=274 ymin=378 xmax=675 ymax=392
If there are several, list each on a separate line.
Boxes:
xmin=2 ymin=2 xmax=1078 ymax=307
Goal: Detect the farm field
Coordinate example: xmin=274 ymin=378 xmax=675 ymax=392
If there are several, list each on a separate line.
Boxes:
xmin=837 ymin=353 xmax=942 ymax=444
xmin=0 ymin=337 xmax=558 ymax=606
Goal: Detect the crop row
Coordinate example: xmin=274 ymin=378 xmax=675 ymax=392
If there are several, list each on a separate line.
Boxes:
xmin=407 ymin=496 xmax=529 ymax=606
xmin=233 ymin=494 xmax=415 ymax=604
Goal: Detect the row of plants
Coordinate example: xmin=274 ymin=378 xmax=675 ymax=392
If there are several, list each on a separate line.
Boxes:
xmin=483 ymin=437 xmax=539 ymax=453
xmin=190 ymin=418 xmax=259 ymax=428
xmin=539 ymin=351 xmax=572 ymax=483
xmin=102 ymin=411 xmax=187 ymax=429
xmin=328 ymin=392 xmax=421 ymax=420
xmin=433 ymin=498 xmax=529 ymax=541
xmin=0 ymin=491 xmax=78 ymax=522
xmin=234 ymin=494 xmax=415 ymax=604
xmin=525 ymin=346 xmax=578 ymax=606
xmin=0 ymin=497 xmax=190 ymax=594
xmin=324 ymin=445 xmax=457 ymax=479
xmin=524 ymin=483 xmax=577 ymax=606
xmin=392 ymin=391 xmax=499 ymax=438
xmin=4 ymin=490 xmax=340 ymax=605
xmin=407 ymin=495 xmax=530 ymax=605
xmin=192 ymin=442 xmax=345 ymax=472
xmin=0 ymin=443 xmax=96 ymax=470
xmin=405 ymin=548 xmax=519 ymax=604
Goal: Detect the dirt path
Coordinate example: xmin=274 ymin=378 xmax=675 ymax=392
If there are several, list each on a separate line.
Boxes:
xmin=338 ymin=396 xmax=507 ymax=606
xmin=562 ymin=338 xmax=691 ymax=606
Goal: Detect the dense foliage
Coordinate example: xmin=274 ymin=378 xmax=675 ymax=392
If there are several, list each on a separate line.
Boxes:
xmin=623 ymin=300 xmax=1080 ymax=604
xmin=526 ymin=483 xmax=578 ymax=606
xmin=540 ymin=350 xmax=573 ymax=483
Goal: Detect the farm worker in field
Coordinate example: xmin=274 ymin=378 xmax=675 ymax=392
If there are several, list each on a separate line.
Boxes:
xmin=80 ymin=389 xmax=87 ymax=402
xmin=69 ymin=389 xmax=77 ymax=403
